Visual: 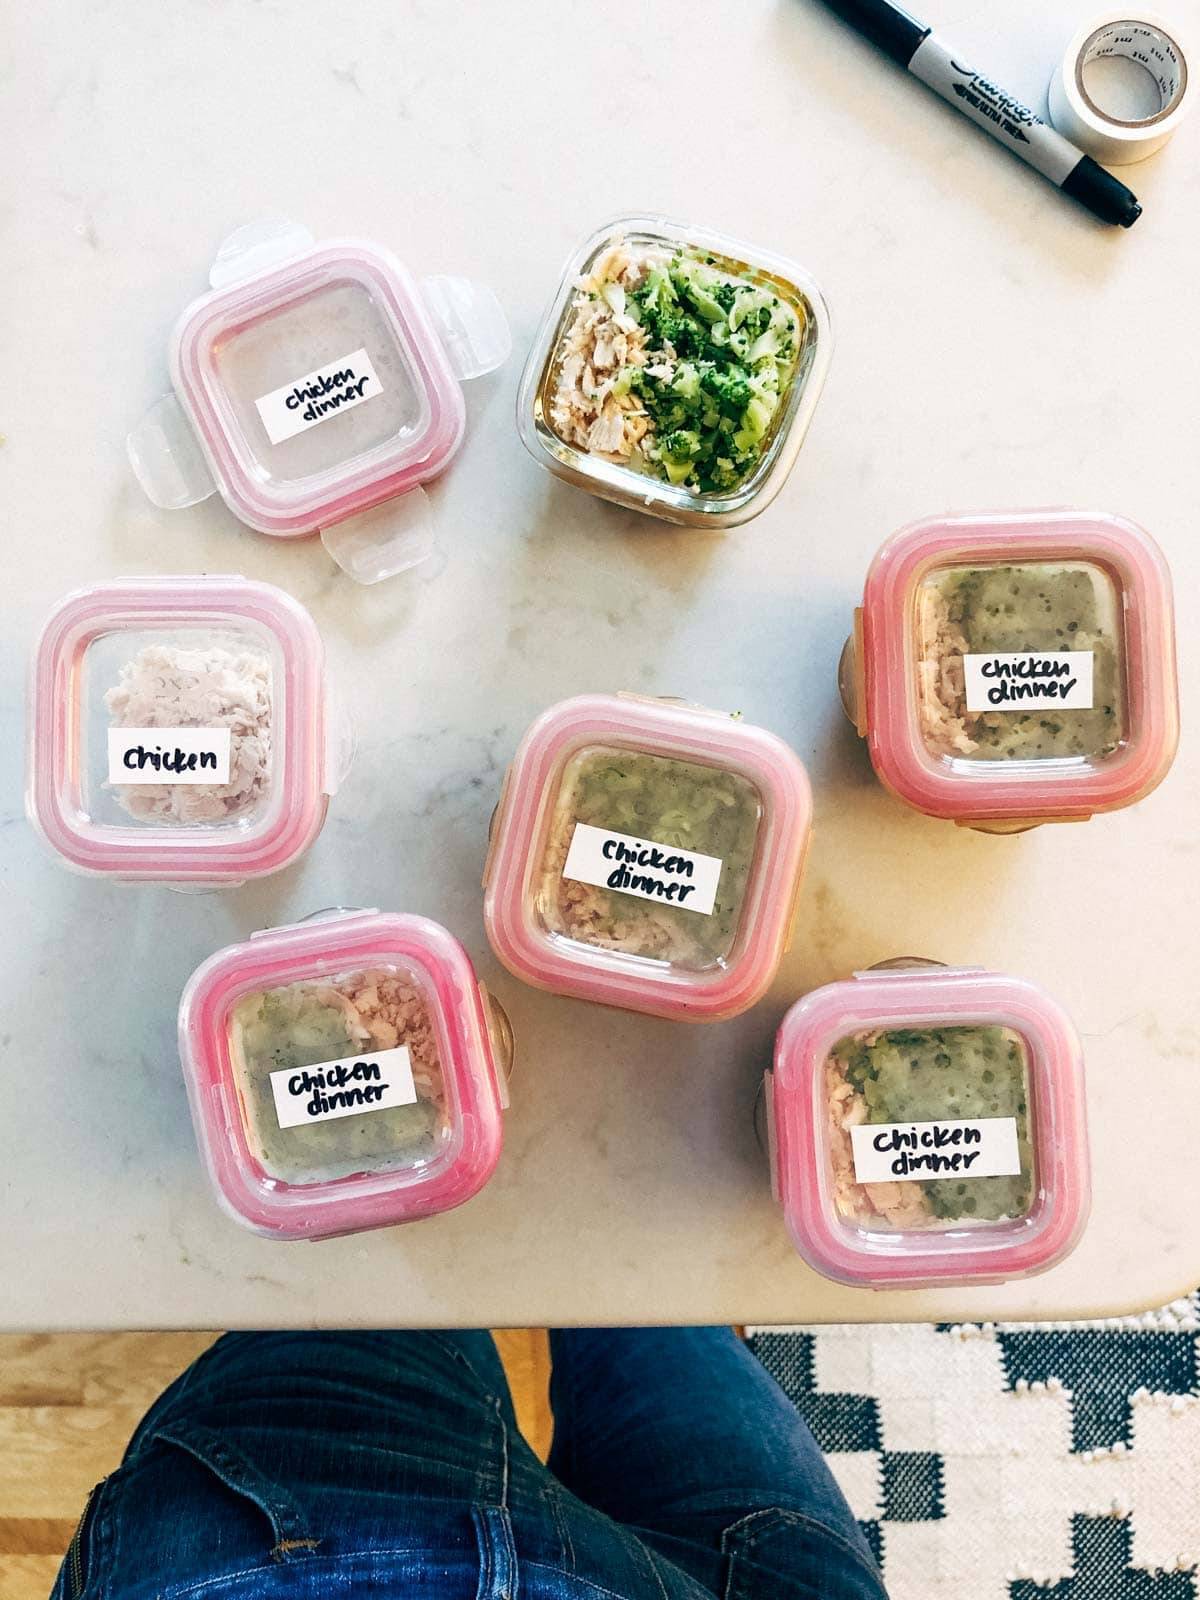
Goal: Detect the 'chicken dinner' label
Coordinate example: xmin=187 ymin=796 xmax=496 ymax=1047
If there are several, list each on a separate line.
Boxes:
xmin=107 ymin=727 xmax=231 ymax=785
xmin=269 ymin=1046 xmax=417 ymax=1130
xmin=963 ymin=651 xmax=1094 ymax=713
xmin=563 ymin=822 xmax=723 ymax=916
xmin=254 ymin=347 xmax=383 ymax=445
xmin=850 ymin=1117 xmax=1021 ymax=1184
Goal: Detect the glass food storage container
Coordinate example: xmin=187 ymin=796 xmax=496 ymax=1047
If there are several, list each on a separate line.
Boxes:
xmin=27 ymin=575 xmax=347 ymax=886
xmin=517 ymin=215 xmax=832 ymax=528
xmin=765 ymin=964 xmax=1090 ymax=1289
xmin=127 ymin=218 xmax=510 ymax=583
xmin=178 ymin=910 xmax=510 ymax=1240
xmin=483 ymin=693 xmax=812 ymax=1021
xmin=840 ymin=510 xmax=1179 ymax=830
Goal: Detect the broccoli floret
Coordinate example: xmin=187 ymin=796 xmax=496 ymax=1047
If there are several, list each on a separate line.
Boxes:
xmin=662 ymin=428 xmax=701 ymax=460
xmin=671 ymin=362 xmax=703 ymax=403
xmin=699 ymin=365 xmax=753 ymax=415
xmin=632 ymin=265 xmax=677 ymax=316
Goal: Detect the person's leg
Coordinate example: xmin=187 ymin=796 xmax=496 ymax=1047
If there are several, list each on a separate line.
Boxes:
xmin=53 ymin=1331 xmax=523 ymax=1599
xmin=548 ymin=1326 xmax=887 ymax=1599
xmin=52 ymin=1330 xmax=715 ymax=1600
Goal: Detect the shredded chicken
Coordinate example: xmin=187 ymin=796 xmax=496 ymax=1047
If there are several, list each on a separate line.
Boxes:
xmin=313 ymin=970 xmax=445 ymax=1107
xmin=549 ymin=243 xmax=664 ymax=462
xmin=827 ymin=1061 xmax=934 ymax=1230
xmin=539 ymin=820 xmax=710 ymax=967
xmin=105 ymin=643 xmax=272 ymax=824
xmin=915 ymin=586 xmax=979 ymax=758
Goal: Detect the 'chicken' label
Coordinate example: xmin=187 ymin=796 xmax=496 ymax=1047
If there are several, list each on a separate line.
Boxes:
xmin=850 ymin=1116 xmax=1021 ymax=1184
xmin=563 ymin=822 xmax=723 ymax=916
xmin=254 ymin=347 xmax=384 ymax=445
xmin=269 ymin=1046 xmax=417 ymax=1130
xmin=107 ymin=727 xmax=231 ymax=785
xmin=963 ymin=651 xmax=1094 ymax=713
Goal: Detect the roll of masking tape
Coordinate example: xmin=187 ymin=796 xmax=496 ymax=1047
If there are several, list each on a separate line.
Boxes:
xmin=1048 ymin=14 xmax=1192 ymax=164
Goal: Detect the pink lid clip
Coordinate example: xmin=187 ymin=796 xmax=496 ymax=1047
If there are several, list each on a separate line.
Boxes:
xmin=768 ymin=966 xmax=1091 ymax=1288
xmin=178 ymin=911 xmax=508 ymax=1240
xmin=848 ymin=510 xmax=1179 ymax=828
xmin=483 ymin=694 xmax=812 ymax=1021
xmin=128 ymin=220 xmax=509 ymax=584
xmin=26 ymin=575 xmax=340 ymax=885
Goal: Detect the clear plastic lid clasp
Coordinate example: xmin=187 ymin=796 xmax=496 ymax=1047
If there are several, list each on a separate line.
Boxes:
xmin=126 ymin=393 xmax=216 ymax=510
xmin=319 ymin=490 xmax=437 ymax=584
xmin=421 ymin=274 xmax=511 ymax=380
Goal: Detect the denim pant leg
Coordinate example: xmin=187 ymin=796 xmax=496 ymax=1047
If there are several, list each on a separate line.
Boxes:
xmin=53 ymin=1331 xmax=715 ymax=1600
xmin=548 ymin=1326 xmax=888 ymax=1600
xmin=53 ymin=1331 xmax=523 ymax=1600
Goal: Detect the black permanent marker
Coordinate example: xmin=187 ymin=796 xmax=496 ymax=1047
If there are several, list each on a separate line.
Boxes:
xmin=817 ymin=0 xmax=1142 ymax=227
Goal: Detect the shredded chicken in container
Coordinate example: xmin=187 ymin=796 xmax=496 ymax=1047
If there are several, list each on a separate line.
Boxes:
xmin=915 ymin=563 xmax=1126 ymax=763
xmin=550 ymin=244 xmax=660 ymax=463
xmin=230 ymin=969 xmax=447 ymax=1185
xmin=548 ymin=239 xmax=803 ymax=495
xmin=104 ymin=642 xmax=273 ymax=824
xmin=537 ymin=745 xmax=761 ymax=971
xmin=827 ymin=1025 xmax=1034 ymax=1231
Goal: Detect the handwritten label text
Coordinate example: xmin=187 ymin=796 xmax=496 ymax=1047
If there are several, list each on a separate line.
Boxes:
xmin=107 ymin=726 xmax=231 ymax=786
xmin=963 ymin=651 xmax=1094 ymax=713
xmin=254 ymin=347 xmax=383 ymax=445
xmin=850 ymin=1116 xmax=1022 ymax=1184
xmin=562 ymin=822 xmax=723 ymax=916
xmin=269 ymin=1045 xmax=417 ymax=1130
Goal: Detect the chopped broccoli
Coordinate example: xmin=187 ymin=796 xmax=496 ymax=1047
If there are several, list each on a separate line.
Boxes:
xmin=662 ymin=428 xmax=702 ymax=459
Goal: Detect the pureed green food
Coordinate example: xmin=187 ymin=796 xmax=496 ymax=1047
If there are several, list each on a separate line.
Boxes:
xmin=539 ymin=746 xmax=762 ymax=969
xmin=229 ymin=969 xmax=446 ymax=1184
xmin=826 ymin=1025 xmax=1034 ymax=1231
xmin=915 ymin=561 xmax=1126 ymax=761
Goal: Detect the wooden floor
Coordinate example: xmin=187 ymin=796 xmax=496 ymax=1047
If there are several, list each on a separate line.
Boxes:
xmin=0 ymin=1331 xmax=552 ymax=1600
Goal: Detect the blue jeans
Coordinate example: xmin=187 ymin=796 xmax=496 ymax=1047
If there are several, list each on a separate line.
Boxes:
xmin=55 ymin=1328 xmax=887 ymax=1599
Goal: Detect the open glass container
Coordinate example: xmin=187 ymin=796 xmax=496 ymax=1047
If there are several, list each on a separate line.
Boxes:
xmin=766 ymin=965 xmax=1091 ymax=1288
xmin=840 ymin=510 xmax=1179 ymax=830
xmin=27 ymin=575 xmax=345 ymax=885
xmin=517 ymin=215 xmax=831 ymax=528
xmin=178 ymin=911 xmax=510 ymax=1239
xmin=128 ymin=219 xmax=510 ymax=583
xmin=483 ymin=694 xmax=812 ymax=1020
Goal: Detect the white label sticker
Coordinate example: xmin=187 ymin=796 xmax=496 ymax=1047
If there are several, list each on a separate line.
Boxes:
xmin=562 ymin=821 xmax=723 ymax=916
xmin=254 ymin=346 xmax=383 ymax=445
xmin=268 ymin=1046 xmax=417 ymax=1130
xmin=107 ymin=727 xmax=231 ymax=785
xmin=963 ymin=651 xmax=1094 ymax=713
xmin=850 ymin=1116 xmax=1022 ymax=1184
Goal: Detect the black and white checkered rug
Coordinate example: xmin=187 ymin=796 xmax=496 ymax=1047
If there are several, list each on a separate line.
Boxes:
xmin=748 ymin=1292 xmax=1199 ymax=1598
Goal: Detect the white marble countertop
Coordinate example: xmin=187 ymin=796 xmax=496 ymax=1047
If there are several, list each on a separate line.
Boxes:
xmin=3 ymin=0 xmax=1198 ymax=1331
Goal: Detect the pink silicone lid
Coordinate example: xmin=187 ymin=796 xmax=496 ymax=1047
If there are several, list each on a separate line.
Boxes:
xmin=178 ymin=912 xmax=506 ymax=1240
xmin=860 ymin=510 xmax=1179 ymax=823
xmin=172 ymin=239 xmax=466 ymax=536
xmin=483 ymin=694 xmax=812 ymax=1021
xmin=26 ymin=576 xmax=331 ymax=884
xmin=769 ymin=967 xmax=1091 ymax=1289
